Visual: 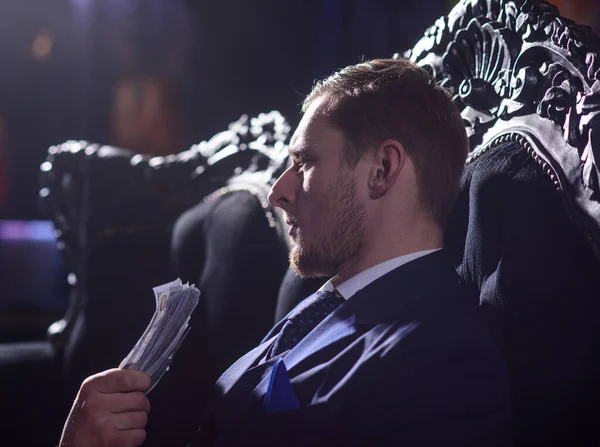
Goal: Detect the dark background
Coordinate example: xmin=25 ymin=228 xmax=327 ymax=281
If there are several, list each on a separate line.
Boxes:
xmin=0 ymin=0 xmax=461 ymax=219
xmin=0 ymin=0 xmax=597 ymax=220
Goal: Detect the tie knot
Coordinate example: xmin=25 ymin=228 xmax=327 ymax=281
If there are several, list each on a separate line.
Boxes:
xmin=318 ymin=289 xmax=344 ymax=300
xmin=289 ymin=289 xmax=345 ymax=321
xmin=316 ymin=289 xmax=345 ymax=306
xmin=269 ymin=289 xmax=345 ymax=358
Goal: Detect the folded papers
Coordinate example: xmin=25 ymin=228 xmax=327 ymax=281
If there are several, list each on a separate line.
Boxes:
xmin=120 ymin=278 xmax=200 ymax=392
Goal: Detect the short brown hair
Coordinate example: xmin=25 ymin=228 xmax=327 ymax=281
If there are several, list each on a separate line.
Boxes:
xmin=303 ymin=58 xmax=468 ymax=228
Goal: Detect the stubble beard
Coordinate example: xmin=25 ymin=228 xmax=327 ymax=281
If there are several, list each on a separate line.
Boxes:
xmin=290 ymin=174 xmax=366 ymax=278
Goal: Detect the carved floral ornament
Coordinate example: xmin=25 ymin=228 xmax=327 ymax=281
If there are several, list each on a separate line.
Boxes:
xmin=402 ymin=0 xmax=600 ymax=242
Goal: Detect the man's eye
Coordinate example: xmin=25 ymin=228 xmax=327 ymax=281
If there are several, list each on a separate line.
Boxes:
xmin=295 ymin=159 xmax=307 ymax=170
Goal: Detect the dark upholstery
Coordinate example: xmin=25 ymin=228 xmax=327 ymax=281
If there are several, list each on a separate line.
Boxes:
xmin=62 ymin=230 xmax=172 ymax=394
xmin=445 ymin=141 xmax=600 ymax=444
xmin=0 ymin=341 xmax=65 ymax=444
xmin=403 ymin=1 xmax=600 ymax=442
xmin=144 ymin=190 xmax=288 ymax=447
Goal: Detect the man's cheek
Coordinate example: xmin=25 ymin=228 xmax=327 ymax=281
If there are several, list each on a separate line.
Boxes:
xmin=302 ymin=169 xmax=319 ymax=193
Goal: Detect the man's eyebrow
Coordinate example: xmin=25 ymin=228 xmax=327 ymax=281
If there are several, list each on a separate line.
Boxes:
xmin=288 ymin=145 xmax=311 ymax=159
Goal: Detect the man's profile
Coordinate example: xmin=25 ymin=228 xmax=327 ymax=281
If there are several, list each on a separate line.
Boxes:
xmin=60 ymin=59 xmax=512 ymax=447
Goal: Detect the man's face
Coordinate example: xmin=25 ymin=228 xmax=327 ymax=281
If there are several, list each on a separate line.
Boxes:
xmin=268 ymin=97 xmax=367 ymax=278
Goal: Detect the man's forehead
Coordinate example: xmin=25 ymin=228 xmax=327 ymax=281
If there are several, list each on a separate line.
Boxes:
xmin=289 ymin=96 xmax=333 ymax=152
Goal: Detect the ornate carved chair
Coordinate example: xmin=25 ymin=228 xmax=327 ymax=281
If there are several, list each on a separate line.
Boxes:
xmin=403 ymin=0 xmax=600 ymax=444
xmin=41 ymin=111 xmax=291 ymax=378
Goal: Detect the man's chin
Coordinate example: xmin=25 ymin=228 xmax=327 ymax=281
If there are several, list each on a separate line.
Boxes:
xmin=290 ymin=265 xmax=329 ymax=279
xmin=289 ymin=247 xmax=334 ymax=279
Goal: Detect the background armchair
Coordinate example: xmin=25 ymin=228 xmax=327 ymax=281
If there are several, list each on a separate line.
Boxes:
xmin=0 ymin=112 xmax=293 ymax=446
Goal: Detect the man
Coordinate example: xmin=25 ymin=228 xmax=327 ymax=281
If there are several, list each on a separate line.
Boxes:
xmin=59 ymin=59 xmax=512 ymax=446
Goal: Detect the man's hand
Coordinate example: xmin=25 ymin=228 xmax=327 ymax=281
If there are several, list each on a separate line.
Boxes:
xmin=59 ymin=369 xmax=151 ymax=447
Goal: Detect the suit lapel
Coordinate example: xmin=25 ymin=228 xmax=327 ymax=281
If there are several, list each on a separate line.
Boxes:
xmin=215 ymin=334 xmax=277 ymax=395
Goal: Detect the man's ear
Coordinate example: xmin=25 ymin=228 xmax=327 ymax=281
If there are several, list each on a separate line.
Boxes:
xmin=367 ymin=139 xmax=405 ymax=200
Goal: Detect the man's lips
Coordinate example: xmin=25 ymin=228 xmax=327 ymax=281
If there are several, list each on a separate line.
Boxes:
xmin=286 ymin=220 xmax=298 ymax=237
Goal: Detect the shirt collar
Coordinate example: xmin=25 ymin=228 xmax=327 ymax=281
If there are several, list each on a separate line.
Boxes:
xmin=317 ymin=249 xmax=442 ymax=300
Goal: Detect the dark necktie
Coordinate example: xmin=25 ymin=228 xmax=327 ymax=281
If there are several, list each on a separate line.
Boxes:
xmin=269 ymin=289 xmax=345 ymax=358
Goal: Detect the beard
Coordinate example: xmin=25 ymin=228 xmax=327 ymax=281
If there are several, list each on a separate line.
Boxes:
xmin=289 ymin=174 xmax=366 ymax=278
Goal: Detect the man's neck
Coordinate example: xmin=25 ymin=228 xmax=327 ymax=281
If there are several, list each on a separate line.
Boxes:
xmin=336 ymin=224 xmax=443 ymax=283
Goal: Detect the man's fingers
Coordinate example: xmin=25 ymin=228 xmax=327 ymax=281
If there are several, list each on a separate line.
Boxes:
xmin=101 ymin=391 xmax=150 ymax=414
xmin=61 ymin=370 xmax=151 ymax=447
xmin=88 ymin=369 xmax=151 ymax=394
xmin=113 ymin=411 xmax=148 ymax=430
xmin=117 ymin=428 xmax=147 ymax=447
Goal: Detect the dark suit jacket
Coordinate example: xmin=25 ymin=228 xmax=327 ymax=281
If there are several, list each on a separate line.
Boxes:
xmin=190 ymin=251 xmax=512 ymax=446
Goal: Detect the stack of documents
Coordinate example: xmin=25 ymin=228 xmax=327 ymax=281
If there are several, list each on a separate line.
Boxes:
xmin=120 ymin=278 xmax=200 ymax=391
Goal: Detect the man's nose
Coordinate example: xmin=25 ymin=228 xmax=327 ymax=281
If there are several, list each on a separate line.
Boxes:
xmin=268 ymin=166 xmax=297 ymax=210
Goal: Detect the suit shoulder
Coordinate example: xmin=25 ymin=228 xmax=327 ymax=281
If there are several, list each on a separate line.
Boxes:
xmin=370 ymin=278 xmax=504 ymax=375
